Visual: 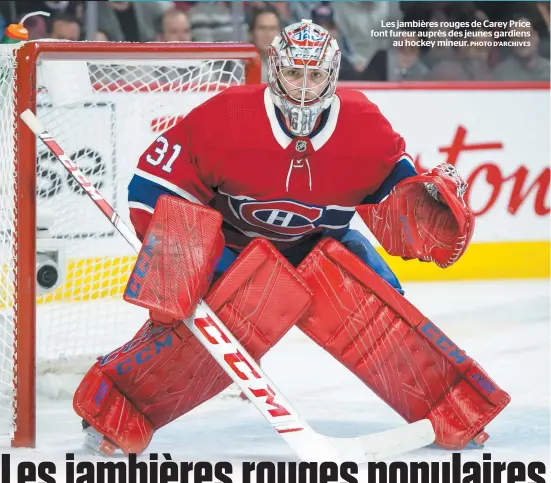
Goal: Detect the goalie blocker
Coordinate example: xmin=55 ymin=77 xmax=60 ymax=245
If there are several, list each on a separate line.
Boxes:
xmin=74 ymin=197 xmax=508 ymax=455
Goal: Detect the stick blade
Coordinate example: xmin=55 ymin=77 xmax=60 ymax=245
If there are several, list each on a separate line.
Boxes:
xmin=329 ymin=418 xmax=435 ymax=463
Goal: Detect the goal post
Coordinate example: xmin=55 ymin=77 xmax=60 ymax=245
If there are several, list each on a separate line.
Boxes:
xmin=0 ymin=40 xmax=261 ymax=448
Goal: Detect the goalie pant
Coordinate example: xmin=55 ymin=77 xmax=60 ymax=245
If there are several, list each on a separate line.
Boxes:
xmin=73 ymin=198 xmax=509 ymax=454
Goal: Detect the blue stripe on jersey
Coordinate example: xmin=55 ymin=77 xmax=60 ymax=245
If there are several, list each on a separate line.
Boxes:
xmin=361 ymin=157 xmax=417 ymax=204
xmin=128 ymin=174 xmax=182 ymax=209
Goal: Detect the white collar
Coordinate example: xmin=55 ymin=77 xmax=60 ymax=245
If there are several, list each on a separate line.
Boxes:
xmin=263 ymin=87 xmax=341 ymax=151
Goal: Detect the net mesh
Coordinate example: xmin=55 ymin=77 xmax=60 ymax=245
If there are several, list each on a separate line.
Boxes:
xmin=0 ymin=42 xmax=248 ymax=439
xmin=0 ymin=44 xmax=17 ymax=440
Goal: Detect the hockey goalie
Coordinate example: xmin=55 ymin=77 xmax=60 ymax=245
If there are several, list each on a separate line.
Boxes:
xmin=73 ymin=19 xmax=510 ymax=456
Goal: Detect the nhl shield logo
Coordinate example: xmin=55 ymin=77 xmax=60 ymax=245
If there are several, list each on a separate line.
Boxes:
xmin=295 ymin=140 xmax=307 ymax=153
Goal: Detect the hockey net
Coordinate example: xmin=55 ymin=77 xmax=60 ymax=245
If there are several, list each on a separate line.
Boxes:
xmin=0 ymin=40 xmax=260 ymax=447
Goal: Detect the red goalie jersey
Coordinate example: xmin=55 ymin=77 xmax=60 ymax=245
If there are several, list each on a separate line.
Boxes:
xmin=128 ymin=84 xmax=415 ymax=250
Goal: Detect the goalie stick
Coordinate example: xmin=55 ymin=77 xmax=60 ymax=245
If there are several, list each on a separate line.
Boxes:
xmin=21 ymin=108 xmax=435 ymax=463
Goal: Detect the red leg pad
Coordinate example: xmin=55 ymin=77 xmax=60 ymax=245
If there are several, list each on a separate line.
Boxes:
xmin=73 ymin=358 xmax=155 ymax=454
xmin=297 ymin=238 xmax=510 ymax=449
xmin=74 ymin=238 xmax=312 ymax=454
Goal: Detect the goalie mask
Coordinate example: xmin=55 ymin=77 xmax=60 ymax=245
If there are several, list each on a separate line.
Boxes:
xmin=267 ymin=19 xmax=341 ymax=137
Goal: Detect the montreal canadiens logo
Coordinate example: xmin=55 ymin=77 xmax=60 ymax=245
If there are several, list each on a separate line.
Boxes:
xmin=239 ymin=200 xmax=323 ymax=236
xmin=222 ymin=193 xmax=356 ymax=240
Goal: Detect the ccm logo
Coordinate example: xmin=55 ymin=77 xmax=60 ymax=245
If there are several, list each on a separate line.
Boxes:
xmin=125 ymin=232 xmax=159 ymax=300
xmin=471 ymin=372 xmax=497 ymax=395
xmin=100 ymin=325 xmax=166 ymax=367
xmin=58 ymin=152 xmax=104 ymax=201
xmin=94 ymin=380 xmax=109 ymax=407
xmin=115 ymin=333 xmax=173 ymax=376
xmin=195 ymin=315 xmax=291 ymax=418
xmin=420 ymin=319 xmax=467 ymax=365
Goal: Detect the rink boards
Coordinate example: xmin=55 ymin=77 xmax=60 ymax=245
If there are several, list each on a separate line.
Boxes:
xmin=29 ymin=82 xmax=549 ymax=307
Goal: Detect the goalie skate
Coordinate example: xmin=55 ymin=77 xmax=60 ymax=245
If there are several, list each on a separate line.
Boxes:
xmin=81 ymin=420 xmax=117 ymax=457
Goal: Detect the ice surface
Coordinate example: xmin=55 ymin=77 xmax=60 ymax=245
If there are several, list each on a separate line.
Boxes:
xmin=1 ymin=279 xmax=549 ymax=478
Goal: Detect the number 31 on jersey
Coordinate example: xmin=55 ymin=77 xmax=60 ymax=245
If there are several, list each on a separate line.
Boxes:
xmin=145 ymin=135 xmax=182 ymax=173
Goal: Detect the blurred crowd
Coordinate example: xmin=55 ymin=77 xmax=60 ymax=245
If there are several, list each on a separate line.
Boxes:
xmin=0 ymin=1 xmax=549 ymax=82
